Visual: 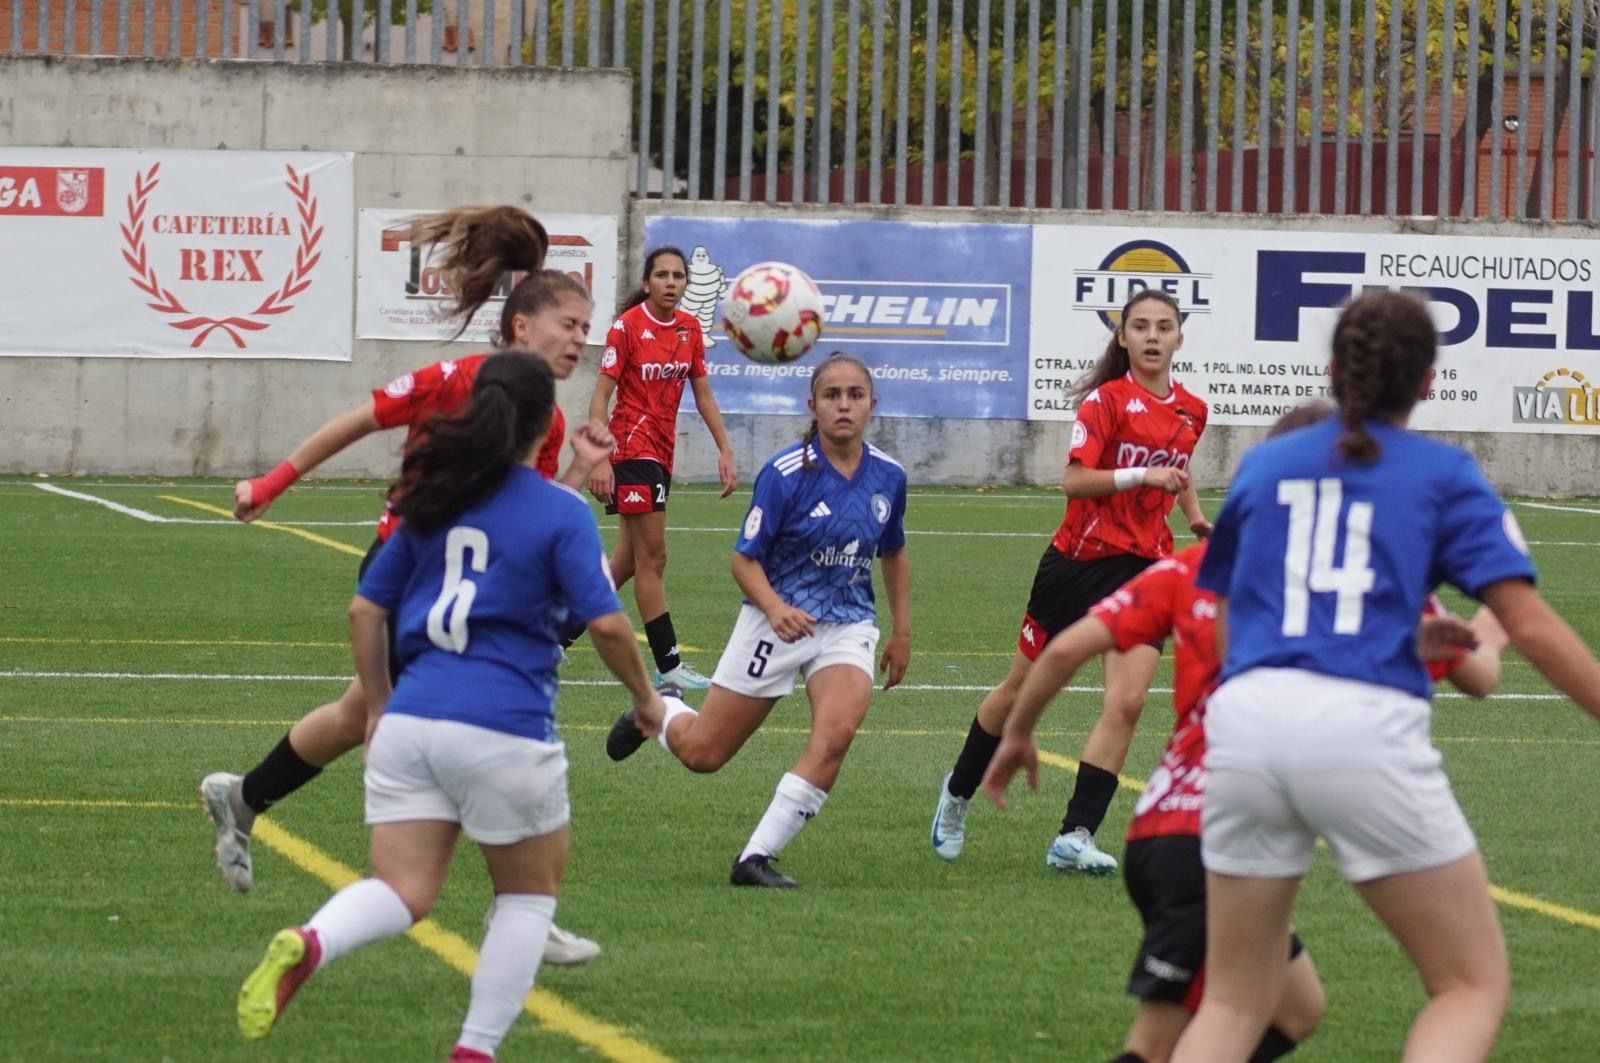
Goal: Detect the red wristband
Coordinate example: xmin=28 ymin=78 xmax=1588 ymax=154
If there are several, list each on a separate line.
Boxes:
xmin=248 ymin=460 xmax=300 ymax=507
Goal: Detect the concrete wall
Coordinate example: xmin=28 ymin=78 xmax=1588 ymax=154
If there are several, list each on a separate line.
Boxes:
xmin=641 ymin=200 xmax=1600 ymax=495
xmin=0 ymin=55 xmax=630 ymax=478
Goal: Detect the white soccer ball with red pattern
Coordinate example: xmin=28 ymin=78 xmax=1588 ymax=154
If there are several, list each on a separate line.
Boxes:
xmin=720 ymin=261 xmax=825 ymax=364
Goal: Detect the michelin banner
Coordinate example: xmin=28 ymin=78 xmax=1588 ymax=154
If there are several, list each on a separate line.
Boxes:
xmin=1031 ymin=224 xmax=1600 ymax=434
xmin=357 ymin=209 xmax=618 ymax=345
xmin=642 ymin=216 xmax=1032 ymax=419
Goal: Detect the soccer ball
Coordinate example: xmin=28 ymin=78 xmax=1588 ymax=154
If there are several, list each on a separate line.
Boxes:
xmin=720 ymin=261 xmax=825 ymax=364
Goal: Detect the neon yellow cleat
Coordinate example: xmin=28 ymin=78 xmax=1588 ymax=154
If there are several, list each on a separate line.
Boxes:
xmin=237 ymin=927 xmax=320 ymax=1040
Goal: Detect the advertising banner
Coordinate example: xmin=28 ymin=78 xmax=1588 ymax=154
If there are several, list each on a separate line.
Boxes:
xmin=642 ymin=215 xmax=1033 ymax=419
xmin=1031 ymin=224 xmax=1600 ymax=433
xmin=357 ymin=209 xmax=619 ymax=346
xmin=0 ymin=148 xmax=353 ymax=360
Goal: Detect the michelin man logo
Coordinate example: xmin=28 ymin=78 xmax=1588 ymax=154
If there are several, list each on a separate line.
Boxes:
xmin=678 ymin=245 xmax=728 ymax=348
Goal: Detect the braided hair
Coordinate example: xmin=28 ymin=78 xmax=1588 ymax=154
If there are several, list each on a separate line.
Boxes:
xmin=800 ymin=352 xmax=875 ymax=471
xmin=1067 ymin=289 xmax=1183 ymax=404
xmin=1329 ymin=291 xmax=1437 ymax=463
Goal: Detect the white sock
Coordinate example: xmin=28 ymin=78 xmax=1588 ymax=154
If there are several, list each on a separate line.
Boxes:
xmin=305 ymin=877 xmax=414 ymax=970
xmin=457 ymin=893 xmax=557 ymax=1055
xmin=740 ymin=772 xmax=828 ymax=861
xmin=658 ymin=695 xmax=698 ymax=754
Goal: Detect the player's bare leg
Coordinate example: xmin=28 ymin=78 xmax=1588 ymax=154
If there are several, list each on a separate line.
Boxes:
xmin=660 ymin=685 xmax=780 ymax=772
xmin=627 ymin=509 xmax=708 ymax=688
xmin=932 ymin=651 xmax=1032 ymax=860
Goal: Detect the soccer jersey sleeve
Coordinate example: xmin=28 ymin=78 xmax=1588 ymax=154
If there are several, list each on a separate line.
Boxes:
xmin=735 ymin=461 xmax=792 ymax=560
xmin=1431 ymin=454 xmax=1537 ymax=598
xmin=878 ymin=471 xmax=908 ymax=555
xmin=355 ymin=529 xmax=417 ymax=611
xmin=1090 ymin=558 xmax=1184 ymax=651
xmin=550 ymin=498 xmax=624 ymax=628
xmin=371 ymin=361 xmax=448 ymax=430
xmin=688 ymin=317 xmax=708 ymax=379
xmin=1067 ymin=387 xmax=1116 ymax=469
xmin=600 ymin=319 xmax=629 ymax=382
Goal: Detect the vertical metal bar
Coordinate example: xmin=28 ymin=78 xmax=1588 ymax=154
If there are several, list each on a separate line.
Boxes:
xmin=1282 ymin=0 xmax=1298 ymax=212
xmin=869 ymin=0 xmax=885 ymax=203
xmin=1308 ymin=0 xmax=1325 ymax=212
xmin=178 ymin=0 xmax=191 ymax=56
xmin=1103 ymin=0 xmax=1119 ymax=209
xmin=1128 ymin=0 xmax=1144 ymax=209
xmin=1359 ymin=0 xmax=1375 ymax=213
xmin=331 ymin=0 xmax=344 ymax=61
xmin=64 ymin=0 xmax=75 ymax=54
xmin=1073 ymin=0 xmax=1089 ymax=206
xmin=659 ymin=0 xmax=678 ymax=201
xmin=998 ymin=0 xmax=1014 ymax=206
xmin=1512 ymin=0 xmax=1530 ymax=217
xmin=769 ymin=0 xmax=783 ymax=201
xmin=688 ymin=0 xmax=704 ymax=198
xmin=14 ymin=0 xmax=25 ymax=55
xmin=614 ymin=0 xmax=626 ymax=70
xmin=794 ymin=0 xmax=808 ymax=201
xmin=975 ymin=0 xmax=989 ymax=204
xmin=1023 ymin=0 xmax=1038 ymax=208
xmin=1179 ymin=0 xmax=1195 ymax=211
xmin=1538 ymin=0 xmax=1556 ymax=219
xmin=922 ymin=0 xmax=936 ymax=204
xmin=1410 ymin=0 xmax=1426 ymax=212
xmin=1488 ymin=0 xmax=1505 ymax=218
xmin=562 ymin=0 xmax=573 ymax=63
xmin=895 ymin=0 xmax=910 ymax=204
xmin=241 ymin=0 xmax=251 ymax=59
xmin=590 ymin=0 xmax=600 ymax=64
xmin=843 ymin=0 xmax=859 ymax=204
xmin=948 ymin=0 xmax=963 ymax=204
xmin=1205 ymin=0 xmax=1220 ymax=210
xmin=1333 ymin=0 xmax=1350 ymax=212
xmin=1437 ymin=0 xmax=1454 ymax=215
xmin=1566 ymin=0 xmax=1584 ymax=218
xmin=1231 ymin=0 xmax=1246 ymax=209
xmin=272 ymin=0 xmax=284 ymax=59
xmin=1053 ymin=0 xmax=1068 ymax=207
xmin=90 ymin=0 xmax=101 ymax=54
xmin=484 ymin=1 xmax=496 ymax=67
xmin=376 ymin=0 xmax=390 ymax=62
xmin=639 ymin=0 xmax=656 ymax=196
xmin=1461 ymin=0 xmax=1479 ymax=216
xmin=507 ymin=0 xmax=520 ymax=64
xmin=294 ymin=0 xmax=307 ymax=60
xmin=1384 ymin=0 xmax=1399 ymax=213
xmin=759 ymin=0 xmax=775 ymax=201
xmin=1152 ymin=0 xmax=1169 ymax=211
xmin=118 ymin=0 xmax=130 ymax=57
xmin=815 ymin=0 xmax=833 ymax=202
xmin=1591 ymin=40 xmax=1600 ymax=219
xmin=1257 ymin=0 xmax=1271 ymax=212
xmin=458 ymin=0 xmax=471 ymax=65
xmin=429 ymin=0 xmax=442 ymax=63
xmin=713 ymin=0 xmax=729 ymax=200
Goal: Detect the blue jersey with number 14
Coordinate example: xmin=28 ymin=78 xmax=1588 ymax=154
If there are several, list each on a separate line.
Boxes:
xmin=357 ymin=465 xmax=622 ymax=741
xmin=735 ymin=441 xmax=908 ymax=624
xmin=1196 ymin=417 xmax=1535 ymax=699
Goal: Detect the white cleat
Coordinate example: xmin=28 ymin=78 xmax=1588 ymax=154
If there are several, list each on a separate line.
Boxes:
xmin=655 ymin=662 xmax=712 ymax=690
xmin=200 ymin=771 xmax=256 ymax=892
xmin=930 ymin=772 xmax=970 ymax=862
xmin=542 ymin=925 xmax=602 ymax=966
xmin=1045 ymin=827 xmax=1119 ymax=876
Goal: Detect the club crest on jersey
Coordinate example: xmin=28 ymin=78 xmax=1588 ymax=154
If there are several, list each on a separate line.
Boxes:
xmin=871 ymin=494 xmax=891 ymax=524
xmin=1070 ymin=421 xmax=1088 ymax=450
xmin=384 ymin=373 xmax=415 ymax=398
xmin=601 ymin=346 xmax=618 ymax=369
xmin=675 ymin=324 xmax=691 ymax=345
xmin=743 ymin=506 xmax=763 ymax=539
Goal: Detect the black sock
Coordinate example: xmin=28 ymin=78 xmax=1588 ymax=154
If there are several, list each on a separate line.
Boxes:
xmin=1110 ymin=1053 xmax=1148 ymax=1063
xmin=1059 ymin=762 xmax=1120 ymax=836
xmin=239 ymin=734 xmax=323 ymax=814
xmin=643 ymin=613 xmax=682 ymax=674
xmin=1248 ymin=1025 xmax=1298 ymax=1062
xmin=946 ymin=717 xmax=1003 ymax=800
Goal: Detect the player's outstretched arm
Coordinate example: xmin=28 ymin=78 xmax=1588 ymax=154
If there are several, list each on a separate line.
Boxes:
xmin=878 ymin=547 xmax=911 ymax=690
xmin=587 ymin=610 xmax=665 ymax=736
xmin=235 ymin=404 xmax=383 ymax=522
xmin=348 ymin=594 xmax=393 ymax=749
xmin=689 ymin=376 xmax=738 ymax=498
xmin=1481 ymin=579 xmax=1600 ymax=720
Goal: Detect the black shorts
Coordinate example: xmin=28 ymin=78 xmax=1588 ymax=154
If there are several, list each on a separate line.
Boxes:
xmin=605 ymin=459 xmax=672 ymax=516
xmin=1017 ymin=547 xmax=1157 ymax=660
xmin=1124 ymin=835 xmax=1305 ymax=1010
xmin=357 ymin=537 xmax=403 ymax=683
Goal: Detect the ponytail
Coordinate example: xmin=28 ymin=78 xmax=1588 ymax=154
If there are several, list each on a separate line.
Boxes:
xmin=1067 ymin=289 xmax=1181 ymax=404
xmin=408 ymin=206 xmax=549 ymax=340
xmin=391 ymin=353 xmax=556 ymax=533
xmin=1329 ymin=291 xmax=1437 ymax=464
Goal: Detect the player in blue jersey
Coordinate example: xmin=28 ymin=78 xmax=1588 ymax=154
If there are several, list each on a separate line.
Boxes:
xmin=235 ymin=353 xmax=666 ymax=1061
xmin=1172 ymin=292 xmax=1600 ymax=1063
xmin=604 ymin=352 xmax=912 ymax=888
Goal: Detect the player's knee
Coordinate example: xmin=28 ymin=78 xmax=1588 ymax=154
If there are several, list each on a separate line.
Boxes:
xmin=1102 ymin=686 xmax=1147 ymax=730
xmin=637 ymin=541 xmax=668 ymax=572
xmin=1277 ymin=978 xmax=1327 ymax=1042
xmin=676 ymin=738 xmax=731 ymax=774
xmin=809 ymin=723 xmax=857 ymax=766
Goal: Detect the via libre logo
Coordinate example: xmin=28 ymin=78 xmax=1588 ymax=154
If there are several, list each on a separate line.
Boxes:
xmin=1072 ymin=240 xmax=1212 ymax=330
xmin=1512 ymin=368 xmax=1600 ymax=425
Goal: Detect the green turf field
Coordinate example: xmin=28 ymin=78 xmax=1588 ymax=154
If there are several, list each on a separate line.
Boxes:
xmin=3 ymin=475 xmax=1598 ymax=1062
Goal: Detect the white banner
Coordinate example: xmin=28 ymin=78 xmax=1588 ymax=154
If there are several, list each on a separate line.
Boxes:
xmin=356 ymin=209 xmax=619 ymax=346
xmin=1030 ymin=224 xmax=1600 ymax=433
xmin=0 ymin=148 xmax=353 ymax=359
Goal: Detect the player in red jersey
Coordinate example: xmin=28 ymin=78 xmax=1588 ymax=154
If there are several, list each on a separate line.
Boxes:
xmin=200 ymin=206 xmax=613 ymax=966
xmin=931 ymin=290 xmax=1211 ymax=874
xmin=581 ymin=245 xmax=739 ymax=689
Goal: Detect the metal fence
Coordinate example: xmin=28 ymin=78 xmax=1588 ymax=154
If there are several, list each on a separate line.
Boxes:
xmin=8 ymin=0 xmax=1600 ymax=220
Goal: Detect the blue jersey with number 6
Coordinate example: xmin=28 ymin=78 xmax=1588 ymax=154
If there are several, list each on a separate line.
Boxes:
xmin=735 ymin=441 xmax=908 ymax=624
xmin=1196 ymin=416 xmax=1535 ymax=698
xmin=356 ymin=465 xmax=621 ymax=740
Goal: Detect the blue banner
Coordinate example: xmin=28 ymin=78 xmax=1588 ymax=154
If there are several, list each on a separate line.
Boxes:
xmin=642 ymin=216 xmax=1032 ymax=419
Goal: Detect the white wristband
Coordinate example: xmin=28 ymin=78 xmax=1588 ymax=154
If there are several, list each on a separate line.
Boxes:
xmin=1113 ymin=467 xmax=1149 ymax=491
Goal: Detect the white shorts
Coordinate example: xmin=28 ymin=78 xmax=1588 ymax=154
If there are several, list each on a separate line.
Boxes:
xmin=364 ymin=713 xmax=571 ymax=845
xmin=1201 ymin=668 xmax=1477 ymax=884
xmin=710 ymin=603 xmax=880 ymax=699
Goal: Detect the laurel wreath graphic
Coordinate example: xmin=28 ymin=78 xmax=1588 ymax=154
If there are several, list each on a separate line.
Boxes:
xmin=120 ymin=163 xmax=324 ymax=349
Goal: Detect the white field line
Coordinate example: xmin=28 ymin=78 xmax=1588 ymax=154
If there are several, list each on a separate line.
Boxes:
xmin=0 ymin=668 xmax=1573 ymax=702
xmin=1515 ymin=501 xmax=1600 ymax=515
xmin=29 ymin=484 xmax=371 ymax=526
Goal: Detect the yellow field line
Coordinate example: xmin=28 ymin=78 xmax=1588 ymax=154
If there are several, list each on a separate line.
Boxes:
xmin=1036 ymin=745 xmax=1600 ymax=933
xmin=247 ymin=817 xmax=672 ymax=1063
xmin=0 ymin=636 xmax=347 ymax=649
xmin=161 ymin=495 xmax=367 ymax=557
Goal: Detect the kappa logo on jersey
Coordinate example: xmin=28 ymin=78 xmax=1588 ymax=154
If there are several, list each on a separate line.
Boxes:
xmin=622 ymin=489 xmax=648 ymax=506
xmin=809 ymin=501 xmax=832 ymax=519
xmin=1192 ymin=597 xmax=1219 ymax=620
xmin=439 ymin=360 xmax=457 ymax=378
xmin=1071 ymin=239 xmax=1211 ymax=330
xmin=871 ymin=494 xmax=891 ymax=524
xmin=1021 ymin=624 xmax=1039 ymax=646
xmin=1125 ymin=398 xmax=1148 ymax=415
xmin=641 ymin=329 xmax=655 ymax=341
xmin=384 ymin=373 xmax=416 ymax=398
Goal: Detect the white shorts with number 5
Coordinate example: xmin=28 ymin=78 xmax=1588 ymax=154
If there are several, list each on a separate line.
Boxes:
xmin=710 ymin=603 xmax=880 ymax=699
